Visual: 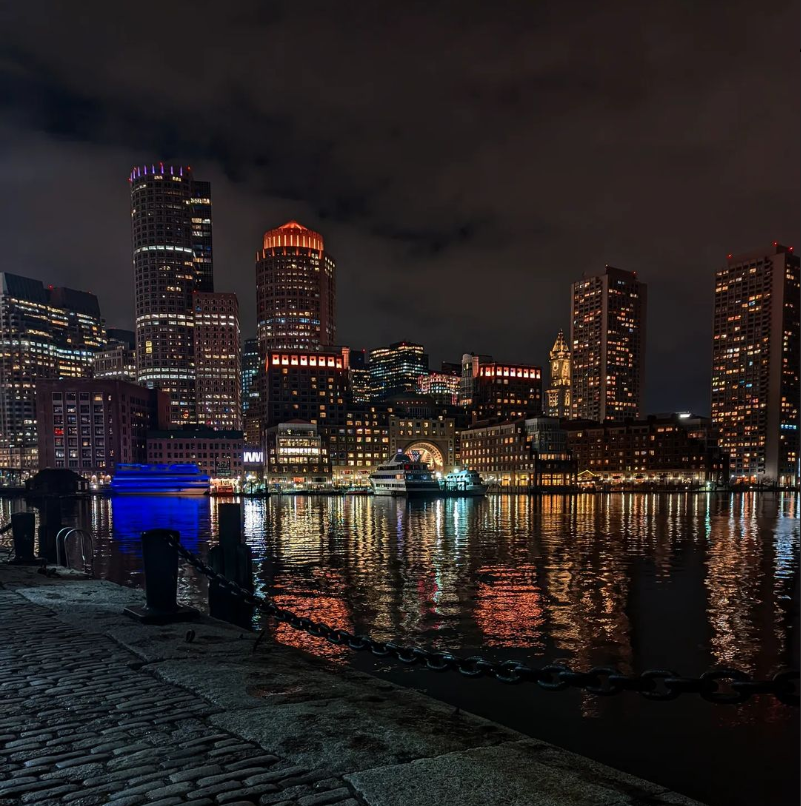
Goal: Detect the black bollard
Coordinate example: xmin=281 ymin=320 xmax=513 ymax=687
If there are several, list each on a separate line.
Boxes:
xmin=8 ymin=512 xmax=40 ymax=565
xmin=38 ymin=497 xmax=62 ymax=563
xmin=208 ymin=503 xmax=254 ymax=629
xmin=123 ymin=529 xmax=199 ymax=624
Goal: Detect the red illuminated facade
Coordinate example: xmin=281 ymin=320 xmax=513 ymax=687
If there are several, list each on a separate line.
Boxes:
xmin=460 ymin=354 xmax=542 ymax=424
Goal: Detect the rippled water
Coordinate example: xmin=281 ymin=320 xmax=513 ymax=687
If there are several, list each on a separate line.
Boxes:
xmin=2 ymin=492 xmax=799 ymax=806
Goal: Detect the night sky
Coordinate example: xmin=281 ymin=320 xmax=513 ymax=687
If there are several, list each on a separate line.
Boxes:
xmin=1 ymin=1 xmax=798 ymax=415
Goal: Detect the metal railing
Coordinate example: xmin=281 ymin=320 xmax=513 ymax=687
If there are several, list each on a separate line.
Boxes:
xmin=55 ymin=527 xmax=94 ymax=576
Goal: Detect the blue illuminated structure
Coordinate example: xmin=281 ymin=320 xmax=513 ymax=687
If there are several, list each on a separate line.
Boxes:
xmin=111 ymin=464 xmax=210 ymax=495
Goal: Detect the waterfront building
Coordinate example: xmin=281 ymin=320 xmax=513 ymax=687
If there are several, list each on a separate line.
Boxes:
xmin=459 ymin=353 xmax=542 ymax=424
xmin=255 ymin=221 xmax=336 ymax=353
xmin=570 ymin=266 xmax=647 ymax=421
xmin=193 ymin=291 xmax=241 ymax=430
xmin=388 ymin=415 xmax=457 ymax=473
xmin=417 ymin=371 xmax=460 ymax=405
xmin=564 ymin=413 xmax=729 ymax=487
xmin=93 ymin=329 xmax=137 ymax=382
xmin=369 ymin=341 xmax=428 ymax=399
xmin=0 ymin=273 xmax=106 ymax=469
xmin=146 ymin=428 xmax=244 ymax=482
xmin=242 ymin=337 xmax=261 ymax=444
xmin=130 ymin=163 xmax=213 ymax=426
xmin=264 ymin=420 xmax=329 ymax=488
xmin=460 ymin=417 xmax=574 ymax=489
xmin=262 ymin=348 xmax=350 ymax=430
xmin=36 ymin=379 xmax=169 ymax=481
xmin=545 ymin=330 xmax=571 ymax=419
xmin=711 ymin=244 xmax=800 ymax=486
xmin=328 ymin=408 xmax=389 ymax=487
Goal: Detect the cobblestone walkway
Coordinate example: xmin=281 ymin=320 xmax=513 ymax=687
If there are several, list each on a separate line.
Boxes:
xmin=0 ymin=590 xmax=362 ymax=806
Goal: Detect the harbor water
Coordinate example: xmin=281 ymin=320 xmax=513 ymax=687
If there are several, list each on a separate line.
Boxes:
xmin=2 ymin=492 xmax=798 ymax=806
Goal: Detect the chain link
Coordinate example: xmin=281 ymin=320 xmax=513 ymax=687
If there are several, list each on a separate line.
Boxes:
xmin=164 ymin=533 xmax=799 ymax=707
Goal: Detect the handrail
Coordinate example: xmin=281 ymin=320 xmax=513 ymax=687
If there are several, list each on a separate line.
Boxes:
xmin=55 ymin=527 xmax=94 ymax=576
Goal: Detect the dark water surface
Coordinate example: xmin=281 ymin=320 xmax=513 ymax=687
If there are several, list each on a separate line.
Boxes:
xmin=3 ymin=492 xmax=798 ymax=806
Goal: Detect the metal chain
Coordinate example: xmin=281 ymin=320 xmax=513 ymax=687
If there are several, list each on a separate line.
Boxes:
xmin=163 ymin=533 xmax=799 ymax=707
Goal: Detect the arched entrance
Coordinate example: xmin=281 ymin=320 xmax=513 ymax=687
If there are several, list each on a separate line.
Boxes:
xmin=404 ymin=442 xmax=444 ymax=472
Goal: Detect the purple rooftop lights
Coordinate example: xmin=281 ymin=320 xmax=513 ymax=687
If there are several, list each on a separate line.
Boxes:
xmin=128 ymin=164 xmax=192 ymax=182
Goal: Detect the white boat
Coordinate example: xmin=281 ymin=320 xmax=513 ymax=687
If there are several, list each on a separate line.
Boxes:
xmin=369 ymin=452 xmax=441 ymax=497
xmin=441 ymin=468 xmax=488 ymax=496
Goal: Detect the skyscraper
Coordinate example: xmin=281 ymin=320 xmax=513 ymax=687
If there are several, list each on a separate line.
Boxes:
xmin=255 ymin=221 xmax=336 ymax=353
xmin=545 ymin=330 xmax=571 ymax=418
xmin=369 ymin=341 xmax=428 ymax=399
xmin=570 ymin=266 xmax=647 ymax=422
xmin=711 ymin=244 xmax=800 ymax=485
xmin=193 ymin=291 xmax=241 ymax=430
xmin=241 ymin=337 xmax=261 ymax=444
xmin=129 ymin=163 xmax=213 ymax=425
xmin=0 ymin=273 xmax=105 ymax=469
xmin=459 ymin=354 xmax=542 ymax=424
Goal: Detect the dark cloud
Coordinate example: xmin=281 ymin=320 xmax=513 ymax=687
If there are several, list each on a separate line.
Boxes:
xmin=0 ymin=0 xmax=798 ymax=415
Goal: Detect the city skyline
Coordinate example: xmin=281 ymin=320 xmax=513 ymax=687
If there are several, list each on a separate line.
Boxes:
xmin=2 ymin=2 xmax=797 ymax=417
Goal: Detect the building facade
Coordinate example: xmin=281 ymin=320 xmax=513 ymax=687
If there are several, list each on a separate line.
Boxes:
xmin=264 ymin=421 xmax=328 ymax=488
xmin=347 ymin=348 xmax=372 ymax=404
xmin=1 ymin=273 xmax=106 ymax=469
xmin=130 ymin=164 xmax=213 ymax=425
xmin=388 ymin=415 xmax=457 ymax=472
xmin=460 ymin=417 xmax=574 ymax=489
xmin=242 ymin=337 xmax=261 ymax=445
xmin=262 ymin=348 xmax=350 ymax=430
xmin=146 ymin=428 xmax=244 ymax=481
xmin=570 ymin=266 xmax=647 ymax=422
xmin=256 ymin=221 xmax=336 ymax=353
xmin=36 ymin=379 xmax=169 ymax=480
xmin=564 ymin=413 xmax=729 ymax=487
xmin=545 ymin=330 xmax=571 ymax=419
xmin=193 ymin=291 xmax=241 ymax=430
xmin=93 ymin=329 xmax=137 ymax=382
xmin=369 ymin=342 xmax=428 ymax=399
xmin=417 ymin=371 xmax=460 ymax=405
xmin=328 ymin=408 xmax=390 ymax=487
xmin=460 ymin=354 xmax=542 ymax=424
xmin=711 ymin=244 xmax=800 ymax=485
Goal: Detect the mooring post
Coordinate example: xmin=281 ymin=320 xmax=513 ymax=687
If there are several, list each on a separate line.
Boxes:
xmin=38 ymin=496 xmax=62 ymax=563
xmin=8 ymin=511 xmax=39 ymax=565
xmin=209 ymin=503 xmax=254 ymax=628
xmin=123 ymin=529 xmax=199 ymax=624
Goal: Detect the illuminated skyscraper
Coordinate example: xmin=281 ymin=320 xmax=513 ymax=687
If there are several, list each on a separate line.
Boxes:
xmin=570 ymin=266 xmax=647 ymax=422
xmin=545 ymin=330 xmax=571 ymax=419
xmin=193 ymin=292 xmax=241 ymax=430
xmin=459 ymin=353 xmax=542 ymax=423
xmin=369 ymin=341 xmax=428 ymax=399
xmin=0 ymin=273 xmax=105 ymax=469
xmin=242 ymin=337 xmax=261 ymax=443
xmin=255 ymin=221 xmax=336 ymax=353
xmin=93 ymin=329 xmax=137 ymax=382
xmin=129 ymin=163 xmax=213 ymax=425
xmin=711 ymin=244 xmax=800 ymax=485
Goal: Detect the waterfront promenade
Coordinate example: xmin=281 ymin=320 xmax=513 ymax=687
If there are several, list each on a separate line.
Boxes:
xmin=0 ymin=565 xmax=705 ymax=806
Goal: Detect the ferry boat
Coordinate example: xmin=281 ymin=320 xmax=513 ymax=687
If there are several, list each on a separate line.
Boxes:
xmin=440 ymin=468 xmax=488 ymax=497
xmin=369 ymin=452 xmax=441 ymax=497
xmin=110 ymin=464 xmax=211 ymax=496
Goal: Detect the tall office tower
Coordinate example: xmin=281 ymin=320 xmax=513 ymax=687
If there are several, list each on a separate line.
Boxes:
xmin=417 ymin=372 xmax=460 ymax=405
xmin=545 ymin=330 xmax=572 ymax=419
xmin=47 ymin=286 xmax=106 ymax=378
xmin=347 ymin=348 xmax=372 ymax=404
xmin=0 ymin=273 xmax=105 ymax=469
xmin=459 ymin=353 xmax=542 ymax=423
xmin=93 ymin=329 xmax=137 ymax=382
xmin=190 ymin=180 xmax=214 ymax=292
xmin=369 ymin=341 xmax=428 ymax=399
xmin=129 ymin=163 xmax=213 ymax=425
xmin=255 ymin=221 xmax=336 ymax=353
xmin=193 ymin=292 xmax=241 ymax=430
xmin=711 ymin=244 xmax=800 ymax=485
xmin=570 ymin=266 xmax=647 ymax=422
xmin=241 ymin=337 xmax=261 ymax=443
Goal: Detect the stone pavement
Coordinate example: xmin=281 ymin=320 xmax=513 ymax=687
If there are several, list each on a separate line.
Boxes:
xmin=0 ymin=566 xmax=706 ymax=806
